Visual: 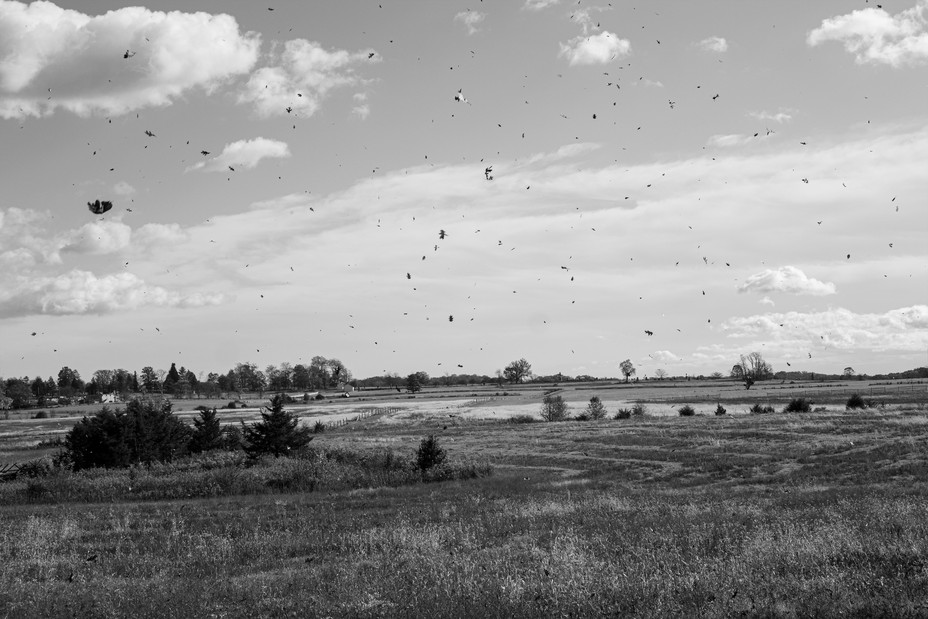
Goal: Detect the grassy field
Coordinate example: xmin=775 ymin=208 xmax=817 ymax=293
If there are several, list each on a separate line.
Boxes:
xmin=2 ymin=381 xmax=928 ymax=617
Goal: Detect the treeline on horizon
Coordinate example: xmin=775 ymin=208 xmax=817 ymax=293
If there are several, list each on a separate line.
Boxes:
xmin=1 ymin=355 xmax=926 ymax=410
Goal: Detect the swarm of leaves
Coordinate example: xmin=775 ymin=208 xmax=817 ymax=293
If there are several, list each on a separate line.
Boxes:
xmin=243 ymin=395 xmax=313 ymax=458
xmin=784 ymin=398 xmax=813 ymax=413
xmin=678 ymin=404 xmax=696 ymax=417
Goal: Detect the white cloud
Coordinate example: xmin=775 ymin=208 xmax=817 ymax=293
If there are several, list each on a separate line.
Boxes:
xmin=186 ymin=137 xmax=290 ymax=173
xmin=0 ymin=270 xmax=225 ymax=317
xmin=722 ymin=306 xmax=928 ymax=352
xmin=706 ymin=134 xmax=752 ymax=148
xmin=808 ymin=1 xmax=928 ymax=67
xmin=651 ymin=350 xmax=680 ymax=363
xmin=559 ymin=31 xmax=630 ymax=65
xmin=738 ymin=266 xmax=837 ymax=296
xmin=748 ymin=109 xmax=795 ymax=124
xmin=238 ymin=38 xmax=378 ymax=118
xmin=60 ymin=220 xmax=132 ymax=256
xmin=0 ymin=1 xmax=260 ymax=118
xmin=352 ymin=92 xmax=371 ymax=119
xmin=454 ymin=11 xmax=486 ymax=35
xmin=699 ymin=36 xmax=728 ymax=52
xmin=523 ymin=0 xmax=559 ymax=10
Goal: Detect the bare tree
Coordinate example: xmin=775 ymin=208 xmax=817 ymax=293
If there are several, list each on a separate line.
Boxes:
xmin=654 ymin=368 xmax=668 ymax=381
xmin=737 ymin=352 xmax=772 ymax=389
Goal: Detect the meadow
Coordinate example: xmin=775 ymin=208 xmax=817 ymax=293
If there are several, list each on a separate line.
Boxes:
xmin=2 ymin=379 xmax=928 ymax=617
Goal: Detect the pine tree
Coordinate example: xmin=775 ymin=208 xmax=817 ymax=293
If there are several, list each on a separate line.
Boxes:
xmin=244 ymin=394 xmax=313 ymax=457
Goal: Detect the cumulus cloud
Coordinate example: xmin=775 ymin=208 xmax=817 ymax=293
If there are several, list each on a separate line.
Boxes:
xmin=699 ymin=36 xmax=728 ymax=52
xmin=738 ymin=266 xmax=837 ymax=296
xmin=0 ymin=270 xmax=224 ymax=317
xmin=454 ymin=10 xmax=485 ymax=35
xmin=722 ymin=306 xmax=928 ymax=352
xmin=60 ymin=220 xmax=132 ymax=256
xmin=523 ymin=0 xmax=559 ymax=10
xmin=0 ymin=1 xmax=260 ymax=118
xmin=559 ymin=31 xmax=630 ymax=65
xmin=808 ymin=1 xmax=928 ymax=67
xmin=651 ymin=350 xmax=680 ymax=363
xmin=352 ymin=92 xmax=370 ymax=119
xmin=186 ymin=137 xmax=290 ymax=172
xmin=706 ymin=134 xmax=752 ymax=148
xmin=238 ymin=38 xmax=378 ymax=118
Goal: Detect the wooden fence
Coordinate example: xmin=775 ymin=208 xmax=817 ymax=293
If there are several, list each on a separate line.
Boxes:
xmin=317 ymin=407 xmax=400 ymax=429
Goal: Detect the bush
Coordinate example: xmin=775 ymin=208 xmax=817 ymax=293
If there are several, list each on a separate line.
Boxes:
xmin=586 ymin=396 xmax=607 ymax=420
xmin=509 ymin=414 xmax=537 ymax=424
xmin=313 ymin=420 xmax=326 ymax=434
xmin=314 ymin=393 xmax=325 ymax=400
xmin=194 ymin=405 xmax=212 ymax=413
xmin=846 ymin=393 xmax=869 ymax=410
xmin=64 ymin=399 xmax=191 ymax=470
xmin=715 ymin=403 xmax=727 ymax=416
xmin=631 ymin=402 xmax=647 ymax=417
xmin=678 ymin=404 xmax=695 ymax=417
xmin=784 ymin=398 xmax=812 ymax=413
xmin=614 ymin=408 xmax=632 ymax=419
xmin=750 ymin=403 xmax=776 ymax=414
xmin=17 ymin=457 xmax=53 ymax=478
xmin=33 ymin=410 xmax=49 ymax=419
xmin=244 ymin=395 xmax=313 ymax=458
xmin=540 ymin=394 xmax=569 ymax=421
xmin=416 ymin=435 xmax=446 ymax=471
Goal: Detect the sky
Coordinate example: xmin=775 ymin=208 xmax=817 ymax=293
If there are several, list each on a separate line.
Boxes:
xmin=1 ymin=0 xmax=926 ymax=383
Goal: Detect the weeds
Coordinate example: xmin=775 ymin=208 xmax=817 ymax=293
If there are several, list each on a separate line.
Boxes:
xmin=678 ymin=404 xmax=696 ymax=417
xmin=784 ymin=398 xmax=813 ymax=413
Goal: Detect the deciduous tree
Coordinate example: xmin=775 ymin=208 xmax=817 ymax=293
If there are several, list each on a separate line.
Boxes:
xmin=619 ymin=359 xmax=636 ymax=383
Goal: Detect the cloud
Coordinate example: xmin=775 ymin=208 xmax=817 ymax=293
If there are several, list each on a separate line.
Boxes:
xmin=112 ymin=181 xmax=136 ymax=196
xmin=651 ymin=350 xmax=680 ymax=363
xmin=748 ymin=109 xmax=795 ymax=124
xmin=352 ymin=92 xmax=370 ymax=119
xmin=808 ymin=1 xmax=928 ymax=67
xmin=523 ymin=0 xmax=559 ymax=10
xmin=0 ymin=1 xmax=260 ymax=119
xmin=454 ymin=11 xmax=485 ymax=35
xmin=699 ymin=36 xmax=728 ymax=52
xmin=60 ymin=220 xmax=132 ymax=256
xmin=238 ymin=38 xmax=378 ymax=118
xmin=186 ymin=138 xmax=290 ymax=172
xmin=559 ymin=31 xmax=630 ymax=65
xmin=722 ymin=306 xmax=928 ymax=352
xmin=0 ymin=270 xmax=225 ymax=317
xmin=738 ymin=266 xmax=837 ymax=296
xmin=706 ymin=134 xmax=753 ymax=148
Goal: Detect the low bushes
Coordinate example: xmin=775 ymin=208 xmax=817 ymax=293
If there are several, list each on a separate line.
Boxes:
xmin=784 ymin=398 xmax=813 ymax=413
xmin=614 ymin=408 xmax=632 ymax=420
xmin=846 ymin=394 xmax=872 ymax=410
xmin=678 ymin=405 xmax=696 ymax=417
xmin=750 ymin=403 xmax=776 ymax=414
xmin=715 ymin=403 xmax=727 ymax=416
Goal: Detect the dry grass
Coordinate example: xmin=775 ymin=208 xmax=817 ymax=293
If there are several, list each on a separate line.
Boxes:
xmin=2 ymin=397 xmax=928 ymax=616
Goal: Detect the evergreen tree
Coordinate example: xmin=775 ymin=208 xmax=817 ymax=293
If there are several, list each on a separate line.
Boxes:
xmin=189 ymin=408 xmax=224 ymax=453
xmin=244 ymin=394 xmax=312 ymax=457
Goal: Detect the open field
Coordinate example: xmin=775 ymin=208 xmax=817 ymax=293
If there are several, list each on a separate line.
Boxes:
xmin=2 ymin=382 xmax=928 ymax=616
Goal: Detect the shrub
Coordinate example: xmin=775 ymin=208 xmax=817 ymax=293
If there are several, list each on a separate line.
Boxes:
xmin=33 ymin=410 xmax=49 ymax=419
xmin=574 ymin=412 xmax=591 ymax=421
xmin=416 ymin=435 xmax=447 ymax=471
xmin=540 ymin=394 xmax=569 ymax=421
xmin=17 ymin=457 xmax=53 ymax=478
xmin=784 ymin=398 xmax=812 ymax=413
xmin=314 ymin=393 xmax=325 ymax=400
xmin=750 ymin=403 xmax=776 ymax=414
xmin=221 ymin=425 xmax=244 ymax=451
xmin=194 ymin=405 xmax=212 ymax=413
xmin=631 ymin=402 xmax=647 ymax=417
xmin=586 ymin=396 xmax=607 ymax=420
xmin=715 ymin=403 xmax=727 ymax=416
xmin=64 ymin=399 xmax=191 ymax=470
xmin=244 ymin=395 xmax=313 ymax=458
xmin=678 ymin=404 xmax=696 ymax=417
xmin=846 ymin=393 xmax=869 ymax=410
xmin=509 ymin=414 xmax=537 ymax=424
xmin=614 ymin=408 xmax=632 ymax=419
xmin=313 ymin=420 xmax=326 ymax=434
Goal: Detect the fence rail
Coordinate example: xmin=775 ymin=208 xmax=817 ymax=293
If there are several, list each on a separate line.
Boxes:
xmin=0 ymin=462 xmax=21 ymax=481
xmin=317 ymin=407 xmax=400 ymax=429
